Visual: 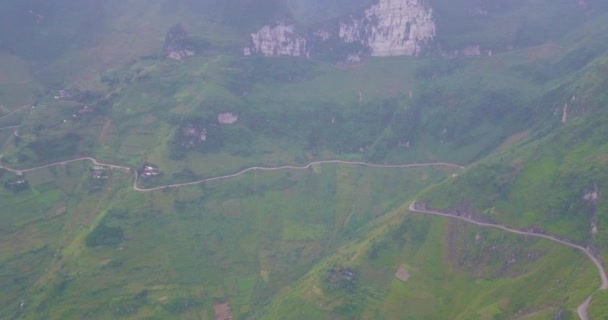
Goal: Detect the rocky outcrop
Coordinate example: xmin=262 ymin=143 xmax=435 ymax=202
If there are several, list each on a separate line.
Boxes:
xmin=218 ymin=112 xmax=239 ymax=125
xmin=244 ymin=23 xmax=307 ymax=57
xmin=243 ymin=0 xmax=436 ymax=59
xmin=339 ymin=0 xmax=436 ymax=56
xmin=163 ymin=24 xmax=196 ymax=61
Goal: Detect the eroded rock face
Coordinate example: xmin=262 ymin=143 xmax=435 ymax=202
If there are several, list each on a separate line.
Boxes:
xmin=244 ymin=0 xmax=436 ymax=59
xmin=218 ymin=112 xmax=239 ymax=125
xmin=244 ymin=23 xmax=307 ymax=57
xmin=164 ymin=24 xmax=197 ymax=61
xmin=340 ymin=0 xmax=436 ymax=56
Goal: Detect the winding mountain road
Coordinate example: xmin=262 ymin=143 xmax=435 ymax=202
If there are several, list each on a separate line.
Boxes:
xmin=1 ymin=156 xmax=605 ymax=319
xmin=132 ymin=160 xmax=464 ymax=192
xmin=0 ymin=156 xmax=463 ymax=190
xmin=409 ymin=202 xmax=608 ymax=320
xmin=577 ymin=297 xmax=592 ymax=320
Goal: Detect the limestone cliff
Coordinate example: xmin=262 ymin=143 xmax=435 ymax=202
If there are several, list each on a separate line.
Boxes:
xmin=244 ymin=0 xmax=436 ymax=58
xmin=339 ymin=0 xmax=435 ymax=56
xmin=244 ymin=23 xmax=307 ymax=57
xmin=163 ymin=24 xmax=197 ymax=61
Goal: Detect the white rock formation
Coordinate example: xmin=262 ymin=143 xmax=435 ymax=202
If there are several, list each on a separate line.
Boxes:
xmin=167 ymin=49 xmax=195 ymax=61
xmin=347 ymin=54 xmax=361 ymax=63
xmin=218 ymin=112 xmax=239 ymax=125
xmin=339 ymin=0 xmax=436 ymax=56
xmin=245 ymin=23 xmax=307 ymax=57
xmin=243 ymin=0 xmax=435 ymax=58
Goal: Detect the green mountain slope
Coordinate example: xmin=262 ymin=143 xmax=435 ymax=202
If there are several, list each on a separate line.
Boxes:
xmin=418 ymin=37 xmax=608 ymax=320
xmin=2 ymin=1 xmax=608 ymax=319
xmin=419 ymin=49 xmax=608 ymax=257
xmin=0 ymin=163 xmax=455 ymax=319
xmin=257 ymin=206 xmax=597 ymax=319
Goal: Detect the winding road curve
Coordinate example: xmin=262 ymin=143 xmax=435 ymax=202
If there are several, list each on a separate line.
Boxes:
xmin=0 ymin=104 xmax=29 ymax=121
xmin=132 ymin=160 xmax=465 ymax=192
xmin=409 ymin=202 xmax=608 ymax=320
xmin=0 ymin=158 xmax=463 ymax=191
xmin=1 ymin=156 xmax=606 ymax=318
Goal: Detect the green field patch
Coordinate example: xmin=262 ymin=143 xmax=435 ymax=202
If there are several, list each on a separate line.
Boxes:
xmin=282 ymin=221 xmax=327 ymax=241
xmin=23 ymin=168 xmax=55 ymax=187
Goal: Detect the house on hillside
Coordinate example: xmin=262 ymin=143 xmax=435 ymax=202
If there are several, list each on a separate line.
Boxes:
xmin=139 ymin=163 xmax=161 ymax=178
xmin=4 ymin=176 xmax=29 ymax=192
xmin=90 ymin=166 xmax=109 ymax=179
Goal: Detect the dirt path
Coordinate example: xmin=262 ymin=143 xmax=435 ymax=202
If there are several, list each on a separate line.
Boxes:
xmin=0 ymin=157 xmax=130 ymax=173
xmin=408 ymin=202 xmax=608 ymax=320
xmin=577 ymin=296 xmax=592 ymax=320
xmin=0 ymin=104 xmax=29 ymax=121
xmin=0 ymin=126 xmax=19 ymax=130
xmin=97 ymin=118 xmax=112 ymax=144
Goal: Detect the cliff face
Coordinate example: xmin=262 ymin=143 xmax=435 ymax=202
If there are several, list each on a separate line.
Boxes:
xmin=244 ymin=23 xmax=307 ymax=57
xmin=244 ymin=0 xmax=436 ymax=59
xmin=340 ymin=0 xmax=435 ymax=56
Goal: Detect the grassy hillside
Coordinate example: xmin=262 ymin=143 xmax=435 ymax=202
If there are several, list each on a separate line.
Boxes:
xmin=419 ymin=49 xmax=608 ymax=248
xmin=5 ymin=38 xmax=604 ymax=182
xmin=416 ymin=41 xmax=608 ymax=320
xmin=2 ymin=0 xmax=608 ymax=319
xmin=1 ymin=1 xmax=607 ymax=182
xmin=256 ymin=203 xmax=598 ymax=319
xmin=0 ymin=162 xmax=455 ymax=319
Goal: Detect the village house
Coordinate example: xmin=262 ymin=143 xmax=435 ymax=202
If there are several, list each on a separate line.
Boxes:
xmin=139 ymin=163 xmax=161 ymax=178
xmin=90 ymin=165 xmax=109 ymax=179
xmin=4 ymin=174 xmax=28 ymax=192
xmin=53 ymin=88 xmax=74 ymax=100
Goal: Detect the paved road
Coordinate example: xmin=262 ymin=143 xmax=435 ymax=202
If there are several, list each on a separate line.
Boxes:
xmin=0 ymin=158 xmax=462 ymax=188
xmin=133 ymin=160 xmax=464 ymax=192
xmin=2 ymin=156 xmax=604 ymax=319
xmin=409 ymin=202 xmax=608 ymax=320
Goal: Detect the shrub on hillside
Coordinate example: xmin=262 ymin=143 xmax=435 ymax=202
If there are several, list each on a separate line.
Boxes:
xmin=85 ymin=224 xmax=124 ymax=247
